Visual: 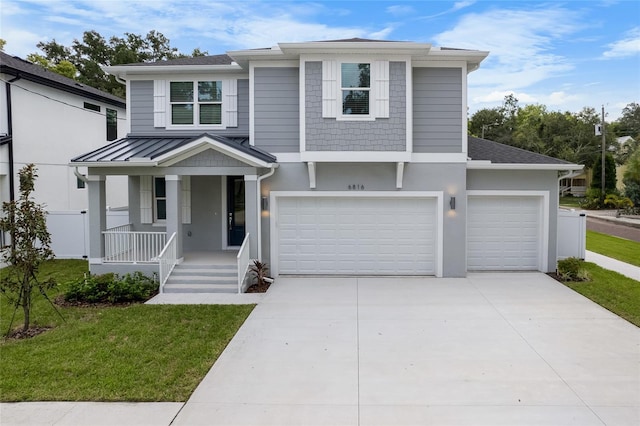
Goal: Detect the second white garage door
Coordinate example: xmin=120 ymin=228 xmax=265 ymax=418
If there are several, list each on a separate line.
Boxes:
xmin=467 ymin=195 xmax=543 ymax=271
xmin=276 ymin=196 xmax=438 ymax=275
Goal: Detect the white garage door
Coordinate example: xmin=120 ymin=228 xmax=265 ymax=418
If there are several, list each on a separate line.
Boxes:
xmin=276 ymin=197 xmax=437 ymax=275
xmin=467 ymin=196 xmax=542 ymax=271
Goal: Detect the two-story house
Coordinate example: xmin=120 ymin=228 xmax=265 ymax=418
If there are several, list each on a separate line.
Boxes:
xmin=69 ymin=39 xmax=582 ymax=290
xmin=1 ymin=52 xmax=129 ymax=257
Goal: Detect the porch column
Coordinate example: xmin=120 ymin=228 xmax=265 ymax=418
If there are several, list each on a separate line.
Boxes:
xmin=165 ymin=175 xmax=183 ymax=261
xmin=244 ymin=175 xmax=258 ymax=258
xmin=87 ymin=175 xmax=106 ymax=263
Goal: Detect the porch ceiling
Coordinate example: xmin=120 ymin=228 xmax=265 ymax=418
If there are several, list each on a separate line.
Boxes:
xmin=70 ymin=133 xmax=277 ymax=167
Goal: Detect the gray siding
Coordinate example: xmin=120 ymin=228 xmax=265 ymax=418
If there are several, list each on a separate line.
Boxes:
xmin=467 ymin=169 xmax=559 ymax=272
xmin=172 ymin=150 xmax=246 ymax=168
xmin=129 ymin=79 xmax=250 ymax=136
xmin=253 ymin=68 xmax=300 ymax=152
xmin=305 ymin=61 xmax=406 ymax=151
xmin=413 ymin=68 xmax=463 ymax=153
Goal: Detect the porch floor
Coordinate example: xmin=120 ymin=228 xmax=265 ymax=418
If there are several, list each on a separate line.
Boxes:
xmin=181 ymin=250 xmax=239 ymax=265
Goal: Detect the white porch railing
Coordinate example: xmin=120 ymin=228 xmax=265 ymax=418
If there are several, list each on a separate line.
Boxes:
xmin=237 ymin=233 xmax=251 ymax=294
xmin=102 ymin=228 xmax=167 ymax=263
xmin=158 ymin=232 xmax=177 ymax=294
xmin=105 ymin=223 xmax=132 ymax=233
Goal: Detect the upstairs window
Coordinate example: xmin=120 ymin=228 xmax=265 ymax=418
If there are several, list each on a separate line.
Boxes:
xmin=341 ymin=63 xmax=370 ymax=115
xmin=106 ymin=108 xmax=117 ymax=141
xmin=83 ymin=102 xmax=101 ymax=112
xmin=169 ymin=81 xmax=222 ymax=126
xmin=322 ymin=60 xmax=388 ymax=120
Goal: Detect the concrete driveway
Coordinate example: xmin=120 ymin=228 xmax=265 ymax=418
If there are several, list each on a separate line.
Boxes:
xmin=173 ymin=273 xmax=640 ymax=426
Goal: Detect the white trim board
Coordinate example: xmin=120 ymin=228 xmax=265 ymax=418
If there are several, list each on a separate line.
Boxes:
xmin=269 ymin=191 xmax=444 ymax=278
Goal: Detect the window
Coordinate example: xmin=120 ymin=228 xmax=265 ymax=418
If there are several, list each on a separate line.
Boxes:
xmin=106 ymin=108 xmax=117 ymax=141
xmin=169 ymin=81 xmax=222 ymax=126
xmin=83 ymin=102 xmax=101 ymax=112
xmin=322 ymin=60 xmax=388 ymax=120
xmin=154 ymin=177 xmax=166 ymax=221
xmin=341 ymin=63 xmax=370 ymax=115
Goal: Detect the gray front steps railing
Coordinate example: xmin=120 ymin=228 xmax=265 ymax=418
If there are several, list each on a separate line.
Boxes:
xmin=163 ymin=263 xmax=238 ymax=294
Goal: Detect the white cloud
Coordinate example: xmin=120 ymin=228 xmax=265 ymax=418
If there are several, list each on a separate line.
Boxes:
xmin=436 ymin=6 xmax=581 ymax=93
xmin=386 ymin=5 xmax=415 ymax=17
xmin=0 ymin=28 xmax=49 ymax=57
xmin=602 ymin=27 xmax=640 ymax=58
xmin=453 ymin=1 xmax=476 ymax=11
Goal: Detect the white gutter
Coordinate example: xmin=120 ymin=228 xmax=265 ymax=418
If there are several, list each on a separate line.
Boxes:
xmin=257 ymin=164 xmax=278 ymax=260
xmin=467 ymin=161 xmax=583 ymax=171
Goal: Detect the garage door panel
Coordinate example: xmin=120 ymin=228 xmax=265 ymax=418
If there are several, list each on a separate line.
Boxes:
xmin=468 ymin=196 xmax=541 ymax=271
xmin=277 ymin=196 xmax=437 ymax=275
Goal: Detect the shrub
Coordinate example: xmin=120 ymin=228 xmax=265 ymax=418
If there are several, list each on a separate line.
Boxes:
xmin=65 ymin=272 xmax=158 ymax=304
xmin=557 ymin=257 xmax=591 ymax=282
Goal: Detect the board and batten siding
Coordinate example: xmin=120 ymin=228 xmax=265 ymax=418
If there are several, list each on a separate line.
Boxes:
xmin=129 ymin=79 xmax=250 ymax=136
xmin=253 ymin=67 xmax=300 ymax=152
xmin=413 ymin=68 xmax=463 ymax=153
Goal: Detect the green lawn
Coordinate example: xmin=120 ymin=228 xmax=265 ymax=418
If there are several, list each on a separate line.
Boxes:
xmin=586 ymin=230 xmax=640 ymax=267
xmin=564 ymin=262 xmax=640 ymax=327
xmin=559 ymin=196 xmax=584 ymax=208
xmin=0 ymin=260 xmax=254 ymax=402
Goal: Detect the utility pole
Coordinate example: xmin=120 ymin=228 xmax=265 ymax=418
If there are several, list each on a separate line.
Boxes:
xmin=601 ymin=105 xmax=606 ymax=199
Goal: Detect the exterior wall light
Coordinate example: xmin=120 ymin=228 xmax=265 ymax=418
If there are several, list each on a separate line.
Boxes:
xmin=449 ymin=196 xmax=456 ymax=210
xmin=261 ymin=196 xmax=269 ymax=211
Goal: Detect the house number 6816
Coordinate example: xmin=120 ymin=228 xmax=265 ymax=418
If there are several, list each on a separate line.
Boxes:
xmin=348 ymin=184 xmax=365 ymax=190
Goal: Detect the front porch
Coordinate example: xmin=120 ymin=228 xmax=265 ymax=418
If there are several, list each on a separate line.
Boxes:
xmin=96 ymin=223 xmax=253 ymax=294
xmin=71 ymin=133 xmax=278 ymax=294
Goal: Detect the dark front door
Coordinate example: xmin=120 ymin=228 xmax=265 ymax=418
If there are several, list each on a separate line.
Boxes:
xmin=227 ymin=176 xmax=245 ymax=246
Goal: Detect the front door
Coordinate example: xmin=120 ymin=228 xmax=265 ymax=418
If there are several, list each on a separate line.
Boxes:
xmin=227 ymin=176 xmax=245 ymax=246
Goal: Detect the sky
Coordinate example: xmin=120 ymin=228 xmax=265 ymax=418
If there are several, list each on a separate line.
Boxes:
xmin=1 ymin=0 xmax=639 ymax=120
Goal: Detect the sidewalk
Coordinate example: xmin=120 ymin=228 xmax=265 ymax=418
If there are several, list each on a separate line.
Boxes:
xmin=585 ymin=250 xmax=640 ymax=281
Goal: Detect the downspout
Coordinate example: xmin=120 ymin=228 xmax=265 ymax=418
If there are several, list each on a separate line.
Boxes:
xmin=74 ymin=167 xmax=89 ymax=184
xmin=256 ymin=164 xmax=278 ymax=260
xmin=4 ymin=75 xmax=21 ymax=202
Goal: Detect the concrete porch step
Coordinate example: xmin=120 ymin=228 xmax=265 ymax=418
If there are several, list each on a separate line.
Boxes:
xmin=164 ymin=262 xmax=239 ymax=294
xmin=163 ymin=283 xmax=237 ymax=293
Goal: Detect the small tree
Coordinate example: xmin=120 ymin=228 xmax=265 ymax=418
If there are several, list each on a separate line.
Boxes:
xmin=591 ymin=153 xmax=617 ymax=192
xmin=0 ymin=164 xmax=56 ymax=333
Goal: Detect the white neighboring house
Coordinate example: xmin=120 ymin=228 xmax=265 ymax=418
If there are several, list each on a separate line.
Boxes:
xmin=0 ymin=52 xmax=128 ymax=253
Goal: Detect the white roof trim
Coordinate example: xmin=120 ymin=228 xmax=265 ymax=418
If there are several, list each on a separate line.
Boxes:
xmin=103 ymin=63 xmax=243 ymax=77
xmin=467 ymin=161 xmax=583 ymax=171
xmin=154 ymin=135 xmax=273 ymax=168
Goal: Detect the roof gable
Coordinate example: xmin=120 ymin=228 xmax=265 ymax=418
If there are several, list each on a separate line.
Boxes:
xmin=70 ymin=133 xmax=276 ymax=168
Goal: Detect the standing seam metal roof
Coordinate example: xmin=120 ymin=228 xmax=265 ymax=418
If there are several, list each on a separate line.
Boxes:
xmin=71 ymin=134 xmax=276 ymax=164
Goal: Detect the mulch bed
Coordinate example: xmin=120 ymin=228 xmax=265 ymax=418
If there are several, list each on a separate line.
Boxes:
xmin=245 ymin=282 xmax=271 ymax=293
xmin=547 ymin=272 xmax=563 ymax=283
xmin=53 ymin=294 xmax=157 ymax=308
xmin=4 ymin=326 xmax=53 ymax=340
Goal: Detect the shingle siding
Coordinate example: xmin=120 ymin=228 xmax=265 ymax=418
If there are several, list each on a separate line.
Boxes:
xmin=253 ymin=67 xmax=300 ymax=152
xmin=413 ymin=67 xmax=463 ymax=153
xmin=305 ymin=61 xmax=406 ymax=152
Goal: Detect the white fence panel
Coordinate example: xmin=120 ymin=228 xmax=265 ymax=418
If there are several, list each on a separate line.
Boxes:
xmin=46 ymin=210 xmax=129 ymax=259
xmin=557 ymin=209 xmax=586 ymax=260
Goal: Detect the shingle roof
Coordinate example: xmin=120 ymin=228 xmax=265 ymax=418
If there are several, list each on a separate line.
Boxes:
xmin=117 ymin=54 xmax=234 ymax=67
xmin=467 ymin=136 xmax=571 ymax=165
xmin=0 ymin=52 xmax=125 ymax=108
xmin=71 ymin=133 xmax=276 ymax=164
